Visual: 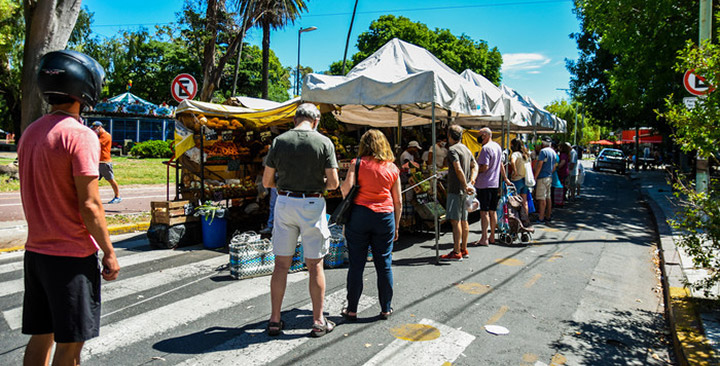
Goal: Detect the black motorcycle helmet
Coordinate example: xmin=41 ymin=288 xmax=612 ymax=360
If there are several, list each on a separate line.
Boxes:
xmin=37 ymin=50 xmax=105 ymax=108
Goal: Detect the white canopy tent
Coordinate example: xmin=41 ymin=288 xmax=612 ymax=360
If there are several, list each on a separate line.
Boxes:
xmin=302 ymin=38 xmax=522 ymax=129
xmin=303 ymin=38 xmax=531 ymax=261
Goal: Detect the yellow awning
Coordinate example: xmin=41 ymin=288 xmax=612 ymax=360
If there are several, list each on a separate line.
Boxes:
xmin=175 ymin=98 xmax=334 ymax=128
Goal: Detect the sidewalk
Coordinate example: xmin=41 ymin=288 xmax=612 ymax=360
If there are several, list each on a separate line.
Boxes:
xmin=630 ymin=168 xmax=720 ymax=365
xmin=0 ymin=220 xmax=149 ymax=252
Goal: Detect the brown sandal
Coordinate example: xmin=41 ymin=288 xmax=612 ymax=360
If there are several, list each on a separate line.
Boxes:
xmin=310 ymin=318 xmax=335 ymax=337
xmin=267 ymin=320 xmax=284 ymax=336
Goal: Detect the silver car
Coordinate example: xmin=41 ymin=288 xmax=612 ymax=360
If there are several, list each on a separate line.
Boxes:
xmin=593 ymin=148 xmax=626 ymax=174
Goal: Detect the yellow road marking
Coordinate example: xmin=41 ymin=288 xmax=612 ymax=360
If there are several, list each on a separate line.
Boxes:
xmin=548 ymin=253 xmax=564 ymax=262
xmin=522 ymin=353 xmax=539 ymax=363
xmin=524 ymin=273 xmax=542 ymax=288
xmin=542 ymin=227 xmax=561 ymax=232
xmin=389 ymin=324 xmax=441 ymax=342
xmin=441 ymin=363 xmax=452 ymax=366
xmin=495 ymin=258 xmax=524 ymax=266
xmin=455 ymin=282 xmax=492 ymax=295
xmin=486 ymin=305 xmax=509 ymax=325
xmin=550 ymin=353 xmax=567 ymax=365
xmin=566 ymin=235 xmax=577 ymax=241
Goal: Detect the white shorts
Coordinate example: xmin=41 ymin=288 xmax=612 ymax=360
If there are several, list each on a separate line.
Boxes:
xmin=272 ymin=195 xmax=330 ymax=259
xmin=535 ymin=177 xmax=552 ymax=200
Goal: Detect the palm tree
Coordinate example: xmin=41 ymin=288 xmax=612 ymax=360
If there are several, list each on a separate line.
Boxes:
xmin=238 ymin=0 xmax=308 ymax=99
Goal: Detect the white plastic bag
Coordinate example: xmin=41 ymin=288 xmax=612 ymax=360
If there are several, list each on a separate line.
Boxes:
xmin=524 ymin=161 xmax=536 ymax=187
xmin=465 ymin=193 xmax=480 ymax=212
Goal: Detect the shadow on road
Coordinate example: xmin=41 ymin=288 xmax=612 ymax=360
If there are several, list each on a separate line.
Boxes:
xmin=551 ymin=308 xmax=673 ymax=365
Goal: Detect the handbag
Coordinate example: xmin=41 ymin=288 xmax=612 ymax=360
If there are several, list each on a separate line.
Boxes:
xmin=329 ymin=158 xmax=361 ymax=225
xmin=524 ymin=160 xmax=536 ymax=187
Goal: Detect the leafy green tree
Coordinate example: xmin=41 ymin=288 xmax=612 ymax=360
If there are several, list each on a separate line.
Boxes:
xmin=0 ymin=0 xmax=23 ymax=135
xmin=240 ymin=0 xmax=308 ymax=99
xmin=215 ymin=43 xmax=291 ymax=102
xmin=661 ymin=15 xmax=720 ymax=297
xmin=567 ymin=0 xmax=697 ymax=134
xmin=327 ymin=15 xmax=503 ymax=84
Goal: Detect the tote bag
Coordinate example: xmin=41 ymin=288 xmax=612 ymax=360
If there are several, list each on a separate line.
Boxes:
xmin=524 ymin=161 xmax=536 ymax=187
xmin=329 ymin=158 xmax=361 ymax=225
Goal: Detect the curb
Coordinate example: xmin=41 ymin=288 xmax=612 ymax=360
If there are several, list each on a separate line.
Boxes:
xmin=107 ymin=222 xmax=150 ymax=236
xmin=639 ymin=183 xmax=719 ymax=365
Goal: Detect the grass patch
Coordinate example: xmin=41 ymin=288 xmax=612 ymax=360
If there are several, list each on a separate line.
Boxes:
xmin=98 ymin=157 xmax=175 ymax=187
xmin=105 ymin=212 xmax=151 ymax=227
xmin=0 ymin=156 xmax=175 ymax=192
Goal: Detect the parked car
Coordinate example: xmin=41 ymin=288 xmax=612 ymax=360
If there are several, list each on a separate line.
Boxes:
xmin=593 ymin=148 xmax=626 ymax=174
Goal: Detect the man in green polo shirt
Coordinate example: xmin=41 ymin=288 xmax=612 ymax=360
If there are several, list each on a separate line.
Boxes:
xmin=262 ymin=103 xmax=339 ymax=338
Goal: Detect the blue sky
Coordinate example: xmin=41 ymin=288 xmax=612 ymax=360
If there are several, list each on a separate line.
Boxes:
xmin=83 ymin=0 xmax=580 ymax=107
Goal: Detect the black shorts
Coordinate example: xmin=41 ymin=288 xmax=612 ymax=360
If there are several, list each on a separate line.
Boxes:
xmin=22 ymin=251 xmax=101 ymax=343
xmin=477 ymin=188 xmax=500 ymax=212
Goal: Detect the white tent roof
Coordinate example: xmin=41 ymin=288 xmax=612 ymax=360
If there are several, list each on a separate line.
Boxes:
xmin=302 ymin=38 xmax=512 ymax=128
xmin=460 ymin=69 xmax=534 ymax=131
xmin=501 ymin=85 xmax=559 ymax=132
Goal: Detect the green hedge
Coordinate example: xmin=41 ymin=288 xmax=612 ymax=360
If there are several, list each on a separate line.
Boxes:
xmin=129 ymin=140 xmax=173 ymax=158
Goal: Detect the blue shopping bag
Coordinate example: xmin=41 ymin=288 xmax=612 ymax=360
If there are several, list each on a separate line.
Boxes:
xmin=527 ymin=191 xmax=536 ymax=214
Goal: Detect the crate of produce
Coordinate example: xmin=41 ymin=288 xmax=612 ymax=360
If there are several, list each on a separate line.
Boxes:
xmin=413 ymin=201 xmax=446 ymax=222
xmin=151 ymin=200 xmax=199 ymax=226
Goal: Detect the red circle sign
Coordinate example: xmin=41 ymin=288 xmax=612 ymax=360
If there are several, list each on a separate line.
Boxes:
xmin=684 ymin=70 xmax=714 ymax=96
xmin=171 ymin=74 xmax=198 ymax=103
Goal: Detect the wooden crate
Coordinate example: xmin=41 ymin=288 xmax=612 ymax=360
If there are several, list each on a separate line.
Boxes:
xmin=151 ymin=201 xmax=199 ymax=226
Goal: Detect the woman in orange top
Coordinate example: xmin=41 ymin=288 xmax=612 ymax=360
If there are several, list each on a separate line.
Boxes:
xmin=340 ymin=129 xmax=401 ymax=321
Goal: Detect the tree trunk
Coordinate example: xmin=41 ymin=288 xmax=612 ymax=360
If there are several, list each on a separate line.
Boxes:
xmin=261 ymin=21 xmax=270 ymax=100
xmin=199 ymin=0 xmax=219 ymax=102
xmin=21 ymin=0 xmax=82 ymax=133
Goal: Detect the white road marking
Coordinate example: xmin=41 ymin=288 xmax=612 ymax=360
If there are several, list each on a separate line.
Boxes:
xmin=81 ymin=272 xmax=308 ymax=359
xmin=363 ymin=318 xmax=475 ymax=366
xmin=178 ymin=289 xmax=376 ymax=366
xmin=0 ymin=260 xmax=22 ymax=275
xmin=0 ymin=247 xmax=194 ymax=298
xmin=3 ymin=254 xmax=227 ymax=331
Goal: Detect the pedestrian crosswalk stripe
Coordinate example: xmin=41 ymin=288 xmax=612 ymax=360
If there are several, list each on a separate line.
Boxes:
xmin=2 ymin=255 xmax=228 ymax=331
xmin=0 ymin=250 xmax=25 ymax=261
xmin=177 ymin=289 xmax=376 ymax=366
xmin=0 ymin=247 xmax=199 ymax=298
xmin=0 ymin=260 xmax=22 ymax=275
xmin=363 ymin=319 xmax=475 ymax=366
xmin=80 ymin=272 xmax=308 ymax=359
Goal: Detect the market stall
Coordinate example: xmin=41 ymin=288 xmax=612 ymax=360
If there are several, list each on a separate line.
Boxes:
xmin=166 ymin=98 xmax=334 ymax=240
xmin=85 ymin=92 xmax=176 ymax=145
xmin=302 ymin=38 xmax=533 ymax=260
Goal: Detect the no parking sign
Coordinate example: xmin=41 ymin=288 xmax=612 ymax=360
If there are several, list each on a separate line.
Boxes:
xmin=683 ymin=70 xmax=714 ymax=96
xmin=171 ymin=73 xmax=198 ymax=103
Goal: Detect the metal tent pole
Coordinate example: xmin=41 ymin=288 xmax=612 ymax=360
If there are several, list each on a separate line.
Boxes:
xmin=397 ymin=107 xmax=402 ymax=160
xmin=432 ymin=104 xmax=439 ymax=263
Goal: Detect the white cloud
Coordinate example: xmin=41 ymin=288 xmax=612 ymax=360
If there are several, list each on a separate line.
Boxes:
xmin=502 ymin=53 xmax=551 ymax=73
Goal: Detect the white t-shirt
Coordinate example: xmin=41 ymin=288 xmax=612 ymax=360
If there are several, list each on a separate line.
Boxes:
xmin=400 ymin=150 xmax=415 ymax=163
xmin=569 ymin=149 xmax=579 ymax=176
xmin=510 ymin=151 xmax=527 ymax=181
xmin=433 ymin=145 xmax=448 ymax=168
xmin=421 ymin=151 xmax=430 ymax=163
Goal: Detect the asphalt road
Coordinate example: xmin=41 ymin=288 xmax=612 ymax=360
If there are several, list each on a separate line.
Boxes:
xmin=0 ymin=163 xmax=674 ymax=365
xmin=0 ymin=185 xmax=170 ymax=222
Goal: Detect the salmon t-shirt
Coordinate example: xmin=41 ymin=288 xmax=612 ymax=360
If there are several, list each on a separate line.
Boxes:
xmin=352 ymin=156 xmax=400 ymax=213
xmin=18 ymin=113 xmax=101 ymax=257
xmin=98 ymin=130 xmax=112 ymax=162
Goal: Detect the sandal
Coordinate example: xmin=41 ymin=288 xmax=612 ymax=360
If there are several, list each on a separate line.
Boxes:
xmin=379 ymin=308 xmax=394 ymax=320
xmin=267 ymin=320 xmax=284 ymax=337
xmin=310 ymin=318 xmax=335 ymax=338
xmin=341 ymin=308 xmax=358 ymax=322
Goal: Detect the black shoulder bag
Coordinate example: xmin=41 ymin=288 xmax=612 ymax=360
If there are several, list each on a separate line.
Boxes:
xmin=329 ymin=158 xmax=361 ymax=225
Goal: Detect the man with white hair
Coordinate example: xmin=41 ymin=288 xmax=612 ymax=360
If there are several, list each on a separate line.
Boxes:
xmin=472 ymin=128 xmax=510 ymax=246
xmin=262 ymin=103 xmax=339 ymax=338
xmin=533 ymin=137 xmax=557 ymax=223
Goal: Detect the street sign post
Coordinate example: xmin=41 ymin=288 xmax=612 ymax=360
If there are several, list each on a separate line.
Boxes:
xmin=171 ymin=74 xmax=198 ymax=103
xmin=683 ymin=70 xmax=713 ymax=96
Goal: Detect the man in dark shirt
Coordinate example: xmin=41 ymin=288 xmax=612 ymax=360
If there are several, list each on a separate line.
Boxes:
xmin=440 ymin=125 xmax=478 ymax=261
xmin=262 ymin=103 xmax=339 ymax=337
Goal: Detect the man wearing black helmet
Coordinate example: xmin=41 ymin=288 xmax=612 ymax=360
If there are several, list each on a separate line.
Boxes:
xmin=18 ymin=50 xmax=120 ymax=366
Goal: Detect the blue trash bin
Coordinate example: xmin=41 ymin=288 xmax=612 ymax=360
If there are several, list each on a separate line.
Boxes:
xmin=201 ymin=216 xmax=227 ymax=249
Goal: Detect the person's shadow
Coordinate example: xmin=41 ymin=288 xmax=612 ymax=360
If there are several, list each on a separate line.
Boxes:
xmin=153 ymin=308 xmax=342 ymax=354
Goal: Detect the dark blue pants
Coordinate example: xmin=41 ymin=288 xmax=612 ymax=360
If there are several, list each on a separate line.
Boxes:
xmin=345 ymin=204 xmax=395 ymax=313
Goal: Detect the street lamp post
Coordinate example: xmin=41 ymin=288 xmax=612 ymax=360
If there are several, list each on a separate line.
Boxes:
xmin=296 ymin=26 xmax=317 ymax=97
